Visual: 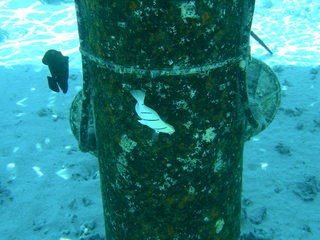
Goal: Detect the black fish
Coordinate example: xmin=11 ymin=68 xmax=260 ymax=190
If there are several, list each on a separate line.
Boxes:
xmin=42 ymin=49 xmax=69 ymax=93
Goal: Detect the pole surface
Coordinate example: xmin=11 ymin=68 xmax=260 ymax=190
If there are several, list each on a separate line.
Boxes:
xmin=74 ymin=1 xmax=255 ymax=239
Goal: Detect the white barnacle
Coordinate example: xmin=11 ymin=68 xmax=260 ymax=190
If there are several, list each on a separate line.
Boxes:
xmin=183 ymin=121 xmax=192 ymax=129
xmin=215 ymin=218 xmax=225 ymax=234
xmin=117 ymin=22 xmax=126 ymax=28
xmin=119 ymin=134 xmax=137 ymax=153
xmin=214 ymin=151 xmax=225 ymax=173
xmin=177 ymin=156 xmax=201 ymax=172
xmin=190 ymin=89 xmax=196 ymax=98
xmin=202 ymin=127 xmax=216 ymax=142
xmin=239 ymin=59 xmax=247 ymax=69
xmin=179 ymin=1 xmax=199 ymax=23
xmin=116 ymin=154 xmax=130 ymax=180
xmin=188 ymin=186 xmax=195 ymax=194
xmin=175 ymin=100 xmax=188 ymax=110
xmin=214 ymin=156 xmax=225 ymax=173
xmin=219 ymin=83 xmax=226 ymax=91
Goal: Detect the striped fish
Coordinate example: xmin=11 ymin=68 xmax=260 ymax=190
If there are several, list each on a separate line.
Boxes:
xmin=130 ymin=90 xmax=175 ymax=135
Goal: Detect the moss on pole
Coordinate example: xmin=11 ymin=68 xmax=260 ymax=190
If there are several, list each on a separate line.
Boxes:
xmin=74 ymin=0 xmax=255 ymax=239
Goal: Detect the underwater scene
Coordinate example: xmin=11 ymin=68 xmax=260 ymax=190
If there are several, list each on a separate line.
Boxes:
xmin=0 ymin=0 xmax=319 ymax=239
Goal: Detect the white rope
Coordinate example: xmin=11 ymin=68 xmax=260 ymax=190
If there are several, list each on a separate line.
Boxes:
xmin=80 ymin=47 xmax=244 ymax=77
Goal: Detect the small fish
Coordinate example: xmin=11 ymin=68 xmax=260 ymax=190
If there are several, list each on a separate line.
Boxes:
xmin=130 ymin=90 xmax=175 ymax=135
xmin=42 ymin=49 xmax=69 ymax=93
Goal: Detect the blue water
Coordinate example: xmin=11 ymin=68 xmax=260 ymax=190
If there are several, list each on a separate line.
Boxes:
xmin=0 ymin=0 xmax=319 ymax=240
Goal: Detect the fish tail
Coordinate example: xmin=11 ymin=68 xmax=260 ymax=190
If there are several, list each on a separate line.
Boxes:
xmin=130 ymin=90 xmax=145 ymax=104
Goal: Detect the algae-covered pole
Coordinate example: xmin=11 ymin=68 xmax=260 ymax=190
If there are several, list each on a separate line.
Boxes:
xmin=74 ymin=0 xmax=255 ymax=239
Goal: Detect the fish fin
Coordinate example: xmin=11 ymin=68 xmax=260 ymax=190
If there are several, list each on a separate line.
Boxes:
xmin=58 ymin=55 xmax=69 ymax=94
xmin=250 ymin=31 xmax=273 ymax=54
xmin=47 ymin=76 xmax=60 ymax=92
xmin=137 ymin=119 xmax=147 ymax=125
xmin=130 ymin=90 xmax=145 ymax=104
xmin=57 ymin=77 xmax=68 ymax=94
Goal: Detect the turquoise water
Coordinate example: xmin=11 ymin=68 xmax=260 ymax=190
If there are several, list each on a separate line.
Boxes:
xmin=252 ymin=0 xmax=320 ymax=66
xmin=0 ymin=0 xmax=79 ymax=66
xmin=0 ymin=1 xmax=319 ymax=240
xmin=0 ymin=0 xmax=319 ymax=67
